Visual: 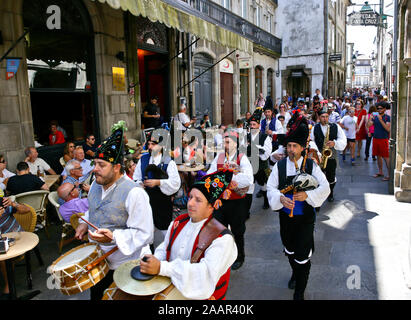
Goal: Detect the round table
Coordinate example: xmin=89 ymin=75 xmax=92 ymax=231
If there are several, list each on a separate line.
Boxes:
xmin=177 ymin=163 xmax=205 ymax=172
xmin=0 ymin=232 xmax=40 ymax=300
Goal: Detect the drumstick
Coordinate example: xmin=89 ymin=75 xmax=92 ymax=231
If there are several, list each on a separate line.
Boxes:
xmin=85 ymin=246 xmax=118 ymax=272
xmin=79 ymin=216 xmax=99 ymax=231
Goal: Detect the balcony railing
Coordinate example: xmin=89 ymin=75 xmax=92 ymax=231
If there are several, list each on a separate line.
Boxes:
xmin=164 ymin=0 xmax=282 ymax=55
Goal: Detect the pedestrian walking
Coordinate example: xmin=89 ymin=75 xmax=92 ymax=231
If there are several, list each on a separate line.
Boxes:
xmin=365 ymin=105 xmax=377 ymax=161
xmin=354 ymin=100 xmax=367 ymax=158
xmin=339 ymin=107 xmax=358 ymax=165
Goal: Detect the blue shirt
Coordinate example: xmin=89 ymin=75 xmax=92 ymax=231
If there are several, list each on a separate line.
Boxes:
xmin=373 ymin=114 xmax=390 ymax=139
xmin=61 ymin=159 xmax=94 ymax=183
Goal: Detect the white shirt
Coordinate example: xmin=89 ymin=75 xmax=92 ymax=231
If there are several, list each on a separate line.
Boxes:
xmin=154 ymin=218 xmax=237 ymax=300
xmin=133 ymin=153 xmax=181 ymax=196
xmin=0 ymin=169 xmax=15 ymax=191
xmin=276 ymin=112 xmax=291 ymax=126
xmin=310 ymin=123 xmax=347 ymax=152
xmin=207 ymin=152 xmax=254 ymax=190
xmin=27 ymin=158 xmax=51 ymax=176
xmin=82 ymin=178 xmax=154 ymax=270
xmin=267 ymin=157 xmax=330 ymax=211
xmin=174 ymin=113 xmax=191 ymax=131
xmin=340 ymin=115 xmax=358 ymax=140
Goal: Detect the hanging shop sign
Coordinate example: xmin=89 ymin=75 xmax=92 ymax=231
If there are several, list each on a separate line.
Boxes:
xmin=112 ymin=67 xmax=126 ymax=91
xmin=238 ymin=57 xmax=252 ymax=69
xmin=348 ymin=11 xmax=380 ymax=26
xmin=6 ymin=58 xmax=21 ymax=80
xmin=219 ymin=58 xmax=234 ymax=74
xmin=329 ymin=54 xmax=342 ymax=61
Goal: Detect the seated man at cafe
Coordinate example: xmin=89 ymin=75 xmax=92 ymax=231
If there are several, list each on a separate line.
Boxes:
xmin=83 ymin=134 xmax=97 ymax=160
xmin=61 ymin=146 xmax=94 ymax=183
xmin=57 ymin=182 xmax=89 ymax=223
xmin=6 ymin=162 xmax=49 ymax=196
xmin=0 ymin=195 xmax=32 ymax=298
xmin=24 ymin=146 xmax=57 ymax=176
xmin=59 ymin=159 xmax=90 ymax=204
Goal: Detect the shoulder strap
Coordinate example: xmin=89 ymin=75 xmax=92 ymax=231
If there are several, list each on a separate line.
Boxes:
xmin=191 ymin=217 xmax=230 ymax=263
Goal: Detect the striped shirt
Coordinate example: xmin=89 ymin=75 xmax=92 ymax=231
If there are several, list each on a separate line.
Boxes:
xmin=0 ymin=206 xmax=22 ymax=234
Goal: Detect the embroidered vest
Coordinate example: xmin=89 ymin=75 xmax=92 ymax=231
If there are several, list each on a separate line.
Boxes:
xmin=88 ymin=176 xmax=136 ymax=246
xmin=166 ymin=213 xmax=232 ymax=300
xmin=216 ymin=153 xmax=246 ymax=200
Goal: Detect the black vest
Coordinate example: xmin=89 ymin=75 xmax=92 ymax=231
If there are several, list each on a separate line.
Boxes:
xmin=277 ymin=158 xmax=316 ymax=220
xmin=313 ymin=123 xmax=338 ymax=153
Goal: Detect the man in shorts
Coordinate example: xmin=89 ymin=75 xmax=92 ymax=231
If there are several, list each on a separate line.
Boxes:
xmin=367 ymin=101 xmax=390 ymax=181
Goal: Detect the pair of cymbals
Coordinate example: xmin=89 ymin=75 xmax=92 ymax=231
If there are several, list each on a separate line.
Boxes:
xmin=113 ymin=259 xmax=171 ymax=296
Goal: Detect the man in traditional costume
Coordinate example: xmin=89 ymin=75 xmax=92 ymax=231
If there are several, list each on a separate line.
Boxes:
xmin=139 ymin=169 xmax=238 ymax=300
xmin=310 ymin=107 xmax=347 ymax=202
xmin=133 ymin=134 xmax=181 ymax=247
xmin=75 ymin=122 xmax=154 ymax=300
xmin=206 ymin=130 xmax=254 ymax=270
xmin=267 ymin=111 xmax=330 ymax=300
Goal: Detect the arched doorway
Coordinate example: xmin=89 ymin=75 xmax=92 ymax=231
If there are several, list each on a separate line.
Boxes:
xmin=255 ymin=65 xmax=263 ymax=101
xmin=194 ymin=53 xmax=213 ymax=123
xmin=23 ymin=0 xmax=98 ymax=149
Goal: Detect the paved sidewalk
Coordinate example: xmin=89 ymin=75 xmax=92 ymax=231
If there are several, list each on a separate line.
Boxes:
xmin=228 ymin=149 xmax=411 ymax=300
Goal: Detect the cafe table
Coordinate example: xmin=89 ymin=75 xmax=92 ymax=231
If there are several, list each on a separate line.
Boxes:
xmin=44 ymin=174 xmax=60 ymax=189
xmin=0 ymin=232 xmax=41 ymax=300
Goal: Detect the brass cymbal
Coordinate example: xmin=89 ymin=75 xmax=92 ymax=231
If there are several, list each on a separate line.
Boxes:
xmin=113 ymin=259 xmax=171 ymax=296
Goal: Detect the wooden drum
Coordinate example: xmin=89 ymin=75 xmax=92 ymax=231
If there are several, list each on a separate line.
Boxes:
xmin=49 ymin=243 xmax=109 ymax=295
xmin=152 ymin=284 xmax=188 ymax=300
xmin=102 ymin=282 xmax=154 ymax=300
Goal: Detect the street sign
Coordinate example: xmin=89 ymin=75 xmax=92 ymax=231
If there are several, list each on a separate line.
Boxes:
xmin=329 ymin=54 xmax=342 ymax=61
xmin=348 ymin=11 xmax=380 ymax=26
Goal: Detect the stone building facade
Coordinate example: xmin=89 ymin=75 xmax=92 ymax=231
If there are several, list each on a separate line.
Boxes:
xmin=275 ymin=0 xmax=350 ymax=101
xmin=394 ymin=0 xmax=411 ymax=203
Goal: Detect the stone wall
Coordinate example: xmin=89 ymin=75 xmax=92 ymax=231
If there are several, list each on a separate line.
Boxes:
xmin=0 ymin=0 xmax=33 ymax=170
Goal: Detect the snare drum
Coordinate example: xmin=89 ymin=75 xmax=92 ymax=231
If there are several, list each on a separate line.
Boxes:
xmin=152 ymin=284 xmax=188 ymax=300
xmin=102 ymin=282 xmax=154 ymax=300
xmin=49 ymin=243 xmax=109 ymax=295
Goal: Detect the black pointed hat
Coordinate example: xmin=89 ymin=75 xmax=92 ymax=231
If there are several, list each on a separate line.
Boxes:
xmin=95 ymin=121 xmax=127 ymax=164
xmin=248 ymin=106 xmax=263 ymax=124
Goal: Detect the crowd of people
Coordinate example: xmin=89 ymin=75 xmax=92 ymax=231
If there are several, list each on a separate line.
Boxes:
xmin=0 ymin=86 xmax=392 ymax=301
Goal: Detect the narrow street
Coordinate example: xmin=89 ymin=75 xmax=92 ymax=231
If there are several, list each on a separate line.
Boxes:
xmin=228 ymin=144 xmax=411 ymax=300
xmin=6 ymin=143 xmax=411 ymax=300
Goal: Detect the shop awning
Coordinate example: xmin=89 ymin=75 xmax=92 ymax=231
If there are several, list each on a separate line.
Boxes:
xmin=92 ymin=0 xmax=253 ymax=54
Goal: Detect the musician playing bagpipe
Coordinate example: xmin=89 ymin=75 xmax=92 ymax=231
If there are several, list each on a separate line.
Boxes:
xmin=246 ymin=108 xmax=273 ymax=211
xmin=133 ymin=134 xmax=181 ymax=246
xmin=266 ymin=111 xmax=330 ymax=300
xmin=310 ymin=106 xmax=347 ymax=202
xmin=75 ymin=121 xmax=154 ymax=300
xmin=139 ymin=169 xmax=238 ymax=300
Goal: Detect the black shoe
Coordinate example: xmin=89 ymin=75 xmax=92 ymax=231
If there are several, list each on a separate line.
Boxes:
xmin=327 ymin=195 xmax=334 ymax=202
xmin=364 ymin=157 xmax=368 ymax=161
xmin=293 ymin=292 xmax=304 ymax=300
xmin=288 ymin=275 xmax=296 ymax=290
xmin=231 ymin=259 xmax=244 ymax=270
xmin=263 ymin=203 xmax=269 ymax=210
xmin=256 ymin=190 xmax=264 ymax=198
xmin=372 ymin=157 xmax=376 ymax=161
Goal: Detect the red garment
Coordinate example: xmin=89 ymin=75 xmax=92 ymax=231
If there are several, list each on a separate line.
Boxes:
xmin=166 ymin=213 xmax=231 ymax=300
xmin=216 ymin=153 xmax=245 ymax=200
xmin=372 ymin=138 xmax=389 ymax=158
xmin=49 ymin=130 xmax=65 ymax=145
xmin=355 ymin=109 xmax=367 ymax=140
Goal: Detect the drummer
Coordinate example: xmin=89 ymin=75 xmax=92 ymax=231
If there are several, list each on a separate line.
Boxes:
xmin=140 ymin=169 xmax=238 ymax=300
xmin=75 ymin=122 xmax=154 ymax=301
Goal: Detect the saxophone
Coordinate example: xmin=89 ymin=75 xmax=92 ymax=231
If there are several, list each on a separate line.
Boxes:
xmin=320 ymin=124 xmax=332 ymax=170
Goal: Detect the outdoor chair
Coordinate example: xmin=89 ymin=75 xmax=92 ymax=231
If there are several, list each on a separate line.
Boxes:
xmin=14 ymin=190 xmax=50 ymax=238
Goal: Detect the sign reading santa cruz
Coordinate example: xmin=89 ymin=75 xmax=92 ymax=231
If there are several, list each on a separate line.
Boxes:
xmin=348 ymin=11 xmax=380 ymax=26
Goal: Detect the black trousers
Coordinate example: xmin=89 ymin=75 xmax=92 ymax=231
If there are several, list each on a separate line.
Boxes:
xmin=365 ymin=134 xmax=373 ymax=157
xmin=213 ymin=197 xmax=248 ymax=260
xmin=323 ymin=158 xmax=337 ymax=184
xmin=90 ymin=269 xmax=114 ymax=301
